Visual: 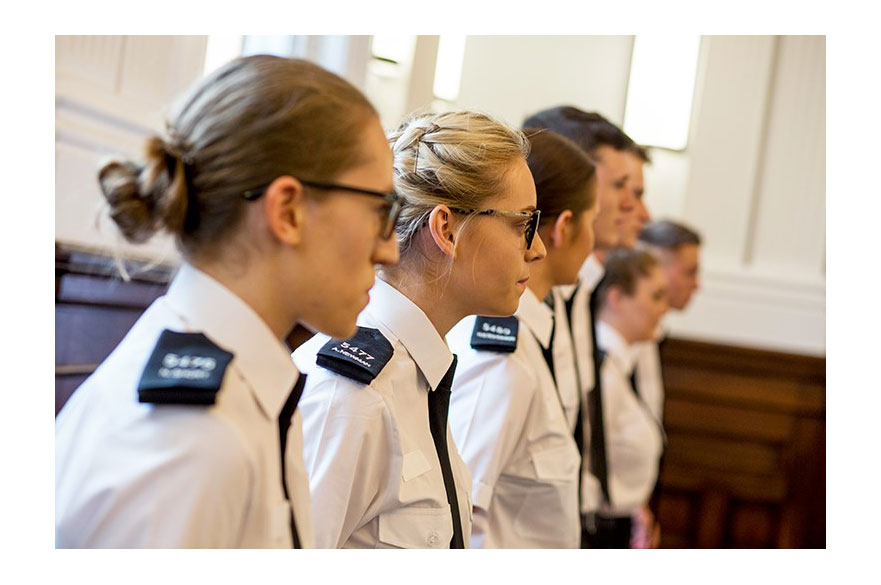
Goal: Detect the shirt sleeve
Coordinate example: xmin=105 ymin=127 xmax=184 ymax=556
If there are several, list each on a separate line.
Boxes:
xmin=299 ymin=370 xmax=393 ymax=548
xmin=56 ymin=409 xmax=254 ymax=548
xmin=449 ymin=350 xmax=538 ymax=511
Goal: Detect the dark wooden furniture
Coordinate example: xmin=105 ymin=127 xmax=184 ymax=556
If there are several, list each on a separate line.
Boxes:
xmin=55 ymin=245 xmax=175 ymax=415
xmin=656 ymin=338 xmax=826 ymax=548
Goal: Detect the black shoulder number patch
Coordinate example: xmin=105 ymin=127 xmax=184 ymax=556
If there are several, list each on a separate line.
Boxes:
xmin=470 ymin=315 xmax=519 ymax=353
xmin=137 ymin=329 xmax=234 ymax=405
xmin=316 ymin=327 xmax=394 ymax=385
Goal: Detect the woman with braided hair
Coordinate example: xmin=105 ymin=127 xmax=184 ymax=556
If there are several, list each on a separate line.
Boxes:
xmin=55 ymin=55 xmax=400 ymax=548
xmin=293 ymin=110 xmax=546 ymax=548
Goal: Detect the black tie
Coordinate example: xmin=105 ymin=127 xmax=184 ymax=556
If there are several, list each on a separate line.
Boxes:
xmin=428 ymin=355 xmax=465 ymax=549
xmin=279 ymin=373 xmax=307 ymax=549
xmin=588 ymin=289 xmax=611 ymax=506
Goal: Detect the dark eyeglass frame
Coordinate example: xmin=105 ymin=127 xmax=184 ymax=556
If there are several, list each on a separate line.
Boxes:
xmin=243 ymin=179 xmax=404 ymax=240
xmin=448 ymin=207 xmax=541 ymax=250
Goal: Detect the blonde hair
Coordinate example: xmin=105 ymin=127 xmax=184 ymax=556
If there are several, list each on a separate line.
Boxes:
xmin=387 ymin=111 xmax=529 ymax=258
xmin=98 ymin=55 xmax=377 ymax=260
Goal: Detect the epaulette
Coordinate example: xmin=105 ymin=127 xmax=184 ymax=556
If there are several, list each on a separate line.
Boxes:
xmin=316 ymin=327 xmax=394 ymax=385
xmin=137 ymin=329 xmax=234 ymax=405
xmin=470 ymin=315 xmax=519 ymax=353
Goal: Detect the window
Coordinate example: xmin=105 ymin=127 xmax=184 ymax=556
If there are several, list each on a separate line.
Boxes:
xmin=433 ymin=35 xmax=466 ymax=103
xmin=623 ymin=36 xmax=701 ymax=151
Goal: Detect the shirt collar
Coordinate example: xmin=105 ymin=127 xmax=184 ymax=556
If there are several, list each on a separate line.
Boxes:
xmin=515 ymin=287 xmax=554 ymax=349
xmin=579 ymin=253 xmax=605 ymax=292
xmin=163 ymin=263 xmax=299 ymax=419
xmin=596 ymin=320 xmax=640 ymax=375
xmin=365 ymin=278 xmax=454 ymax=392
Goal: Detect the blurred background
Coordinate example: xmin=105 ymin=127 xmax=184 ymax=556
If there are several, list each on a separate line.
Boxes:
xmin=54 ymin=35 xmax=826 ymax=548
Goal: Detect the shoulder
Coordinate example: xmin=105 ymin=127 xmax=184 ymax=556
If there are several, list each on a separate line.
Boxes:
xmin=295 ymin=327 xmax=394 ymax=387
xmin=466 ymin=315 xmax=521 ymax=354
xmin=452 ymin=320 xmax=537 ymax=405
xmin=137 ymin=329 xmax=235 ymax=406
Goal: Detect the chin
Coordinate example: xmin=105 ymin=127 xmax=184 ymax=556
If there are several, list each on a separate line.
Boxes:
xmin=304 ymin=314 xmax=358 ymax=341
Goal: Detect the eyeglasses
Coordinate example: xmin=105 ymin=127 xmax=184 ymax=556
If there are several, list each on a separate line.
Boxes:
xmin=448 ymin=207 xmax=541 ymax=250
xmin=243 ymin=179 xmax=404 ymax=240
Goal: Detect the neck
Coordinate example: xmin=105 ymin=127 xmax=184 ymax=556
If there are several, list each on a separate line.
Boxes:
xmin=379 ymin=271 xmax=464 ymax=338
xmin=191 ymin=255 xmax=297 ymax=342
xmin=598 ymin=309 xmax=635 ymax=345
xmin=593 ymin=248 xmax=609 ymax=265
xmin=525 ymin=260 xmax=554 ymax=304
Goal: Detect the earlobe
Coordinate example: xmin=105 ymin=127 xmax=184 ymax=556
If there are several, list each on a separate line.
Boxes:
xmin=264 ymin=176 xmax=306 ymax=246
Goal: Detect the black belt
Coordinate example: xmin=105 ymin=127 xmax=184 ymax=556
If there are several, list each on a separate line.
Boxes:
xmin=581 ymin=512 xmax=632 ymax=549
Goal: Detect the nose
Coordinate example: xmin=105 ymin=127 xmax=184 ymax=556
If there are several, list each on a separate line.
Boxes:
xmin=526 ymin=231 xmax=547 ymax=262
xmin=619 ymin=189 xmax=636 ymax=212
xmin=638 ymin=199 xmax=651 ymax=223
xmin=372 ymin=233 xmax=400 ymax=267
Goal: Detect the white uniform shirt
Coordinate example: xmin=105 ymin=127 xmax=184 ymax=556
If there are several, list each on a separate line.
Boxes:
xmin=553 ymin=253 xmax=605 ymax=514
xmin=293 ymin=278 xmax=472 ymax=549
xmin=593 ymin=322 xmax=664 ymax=515
xmin=632 ymin=340 xmax=665 ymax=424
xmin=55 ymin=263 xmax=313 ymax=548
xmin=447 ymin=288 xmax=581 ymax=549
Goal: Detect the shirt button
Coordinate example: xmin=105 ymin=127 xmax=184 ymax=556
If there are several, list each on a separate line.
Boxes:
xmin=427 ymin=531 xmax=440 ymax=547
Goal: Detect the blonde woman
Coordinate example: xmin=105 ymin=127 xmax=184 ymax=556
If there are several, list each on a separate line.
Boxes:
xmin=293 ymin=111 xmax=545 ymax=548
xmin=55 ymin=55 xmax=400 ymax=548
xmin=446 ymin=130 xmax=598 ymax=548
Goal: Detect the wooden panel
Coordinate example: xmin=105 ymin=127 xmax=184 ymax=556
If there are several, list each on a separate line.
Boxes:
xmin=664 ymin=433 xmax=779 ymax=475
xmin=730 ymin=502 xmax=777 ymax=548
xmin=655 ymin=336 xmax=825 ymax=548
xmin=664 ymin=398 xmax=795 ymax=442
xmin=55 ymin=244 xmax=173 ymax=415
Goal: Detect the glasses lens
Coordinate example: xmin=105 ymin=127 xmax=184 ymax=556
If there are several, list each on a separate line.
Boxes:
xmin=524 ymin=210 xmax=540 ymax=249
xmin=382 ymin=198 xmax=403 ymax=240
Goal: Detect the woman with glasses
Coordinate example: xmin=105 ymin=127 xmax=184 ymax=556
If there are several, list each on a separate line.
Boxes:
xmin=55 ymin=55 xmax=400 ymax=548
xmin=292 ymin=111 xmax=544 ymax=548
xmin=446 ymin=129 xmax=598 ymax=548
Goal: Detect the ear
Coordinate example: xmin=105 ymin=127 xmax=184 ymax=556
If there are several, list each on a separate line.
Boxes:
xmin=262 ymin=176 xmax=306 ymax=246
xmin=549 ymin=209 xmax=574 ymax=248
xmin=426 ymin=204 xmax=457 ymax=258
xmin=606 ymin=286 xmax=625 ymax=311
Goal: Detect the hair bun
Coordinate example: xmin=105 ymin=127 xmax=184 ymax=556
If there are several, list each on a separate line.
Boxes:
xmin=98 ymin=136 xmax=190 ymax=244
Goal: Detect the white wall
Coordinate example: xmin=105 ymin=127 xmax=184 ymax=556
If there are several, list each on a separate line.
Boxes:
xmin=670 ymin=36 xmax=825 ymax=356
xmin=55 ymin=35 xmax=207 ymax=263
xmin=455 ymin=35 xmax=634 ymax=128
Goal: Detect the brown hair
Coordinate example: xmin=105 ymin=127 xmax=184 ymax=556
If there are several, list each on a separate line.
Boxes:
xmin=595 ymin=247 xmax=659 ymax=307
xmin=98 ymin=55 xmax=377 ymax=259
xmin=522 ymin=106 xmax=636 ymax=157
xmin=387 ymin=110 xmax=529 ymax=257
xmin=638 ymin=219 xmax=701 ymax=250
xmin=524 ymin=128 xmax=596 ymax=227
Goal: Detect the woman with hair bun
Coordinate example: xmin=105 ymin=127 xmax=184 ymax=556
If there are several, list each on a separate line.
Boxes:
xmin=55 ymin=55 xmax=401 ymax=548
xmin=446 ymin=129 xmax=598 ymax=548
xmin=293 ymin=110 xmax=545 ymax=548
